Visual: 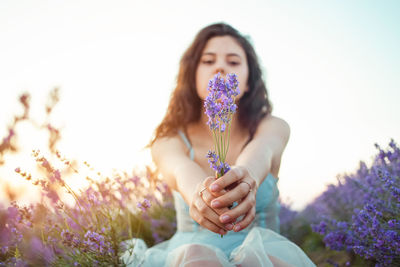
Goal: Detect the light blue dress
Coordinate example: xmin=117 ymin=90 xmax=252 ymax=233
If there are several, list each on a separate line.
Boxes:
xmin=121 ymin=132 xmax=315 ymax=266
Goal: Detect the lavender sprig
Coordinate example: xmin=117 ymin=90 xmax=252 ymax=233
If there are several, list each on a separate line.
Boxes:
xmin=204 ymin=73 xmax=240 ymax=178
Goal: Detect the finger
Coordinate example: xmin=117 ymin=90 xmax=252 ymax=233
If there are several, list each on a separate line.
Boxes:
xmin=218 ymin=192 xmax=255 ymax=224
xmin=232 ymin=205 xmax=256 ymax=232
xmin=195 ymin=194 xmax=234 ymax=231
xmin=203 ymin=176 xmax=217 ymax=192
xmin=211 ymin=181 xmax=251 ymax=209
xmin=200 ymin=186 xmax=230 ymax=215
xmin=209 ymin=166 xmax=245 ymax=193
xmin=190 ymin=206 xmax=227 ymax=235
xmin=203 ymin=177 xmax=227 ymax=197
xmin=203 ymin=176 xmax=217 ymax=185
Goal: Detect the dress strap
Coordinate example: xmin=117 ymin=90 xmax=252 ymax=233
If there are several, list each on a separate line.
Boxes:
xmin=177 ymin=130 xmax=195 ymax=160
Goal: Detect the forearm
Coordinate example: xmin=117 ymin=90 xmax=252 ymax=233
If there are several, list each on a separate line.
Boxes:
xmin=152 ymin=137 xmax=208 ymax=206
xmin=173 ymin=161 xmax=209 ymax=206
xmin=235 ymin=142 xmax=273 ymax=188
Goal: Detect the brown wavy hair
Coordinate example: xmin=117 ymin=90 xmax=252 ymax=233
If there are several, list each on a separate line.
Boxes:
xmin=149 ymin=23 xmax=272 ymax=146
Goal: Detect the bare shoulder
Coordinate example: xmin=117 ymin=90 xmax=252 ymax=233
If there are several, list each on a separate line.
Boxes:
xmin=256 ymin=115 xmax=290 ymax=141
xmin=255 ymin=115 xmax=290 ymax=174
xmin=151 ymin=134 xmax=187 ymax=161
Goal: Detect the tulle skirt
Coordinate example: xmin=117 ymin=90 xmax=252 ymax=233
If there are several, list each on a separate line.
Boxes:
xmin=120 ymin=227 xmax=315 ymax=266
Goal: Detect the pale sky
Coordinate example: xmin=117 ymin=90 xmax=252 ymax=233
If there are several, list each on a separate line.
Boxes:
xmin=1 ymin=0 xmax=399 ymax=210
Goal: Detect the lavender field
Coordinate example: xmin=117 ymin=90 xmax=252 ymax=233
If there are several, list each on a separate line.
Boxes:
xmin=279 ymin=139 xmax=400 ymax=266
xmin=0 ymin=92 xmax=398 ymax=266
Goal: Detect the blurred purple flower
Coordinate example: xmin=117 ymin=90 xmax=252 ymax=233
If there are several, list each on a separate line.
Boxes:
xmin=137 ymin=199 xmax=151 ymax=212
xmin=310 ymin=139 xmax=400 ymax=265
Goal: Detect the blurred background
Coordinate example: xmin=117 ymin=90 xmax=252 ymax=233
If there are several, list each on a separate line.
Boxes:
xmin=1 ymin=0 xmax=399 ymax=210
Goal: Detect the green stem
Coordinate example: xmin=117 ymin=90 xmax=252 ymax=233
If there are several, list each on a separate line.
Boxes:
xmin=225 ymin=114 xmax=233 ymax=161
xmin=128 ymin=210 xmax=132 ymax=239
xmin=219 ymin=130 xmax=224 ymax=162
xmin=41 ymin=227 xmax=46 ymax=245
xmin=64 ymin=183 xmax=85 ymax=214
xmin=222 ymin=126 xmax=225 ymax=162
xmin=60 ymin=205 xmax=88 ymax=233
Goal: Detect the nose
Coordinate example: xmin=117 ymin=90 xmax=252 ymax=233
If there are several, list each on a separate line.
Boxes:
xmin=215 ymin=67 xmax=225 ymax=76
xmin=214 ymin=59 xmax=226 ymax=75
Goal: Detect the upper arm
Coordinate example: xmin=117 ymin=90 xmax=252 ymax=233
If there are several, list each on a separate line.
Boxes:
xmin=234 ymin=115 xmax=290 ymax=185
xmin=253 ymin=115 xmax=290 ymax=159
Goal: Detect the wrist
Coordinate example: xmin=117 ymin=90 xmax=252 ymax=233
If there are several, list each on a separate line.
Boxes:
xmin=236 ymin=165 xmax=260 ymax=191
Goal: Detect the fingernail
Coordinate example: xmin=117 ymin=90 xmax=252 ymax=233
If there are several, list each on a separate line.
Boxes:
xmin=225 ymin=223 xmax=233 ymax=230
xmin=210 ymin=184 xmax=219 ymax=192
xmin=234 ymin=225 xmax=241 ymax=232
xmin=219 ymin=229 xmax=226 ymax=235
xmin=221 ymin=215 xmax=230 ymax=223
xmin=211 ymin=200 xmax=220 ymax=208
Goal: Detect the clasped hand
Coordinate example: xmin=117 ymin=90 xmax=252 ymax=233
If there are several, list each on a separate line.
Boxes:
xmin=189 ymin=166 xmax=258 ymax=235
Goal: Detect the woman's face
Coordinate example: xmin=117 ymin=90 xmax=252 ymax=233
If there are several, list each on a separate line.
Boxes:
xmin=195 ymin=35 xmax=249 ymax=101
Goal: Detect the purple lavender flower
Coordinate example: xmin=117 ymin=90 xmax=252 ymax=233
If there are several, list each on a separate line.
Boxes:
xmin=310 ymin=139 xmax=400 ymax=265
xmin=204 ymin=73 xmax=239 ymax=178
xmin=25 ymin=237 xmax=55 ymax=265
xmin=137 ymin=198 xmax=151 ymax=212
xmin=82 ymin=230 xmax=112 ymax=254
xmin=152 ymin=232 xmax=162 ymax=244
xmin=206 ymin=150 xmax=219 ymax=171
xmin=1 ymin=246 xmax=9 ymax=254
xmin=61 ymin=229 xmax=76 ymax=247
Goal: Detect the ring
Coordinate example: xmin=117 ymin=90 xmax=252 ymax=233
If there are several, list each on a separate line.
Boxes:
xmin=241 ymin=181 xmax=252 ymax=192
xmin=198 ymin=187 xmax=207 ymax=197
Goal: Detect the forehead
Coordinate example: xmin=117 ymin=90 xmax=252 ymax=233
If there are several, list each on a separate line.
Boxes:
xmin=202 ymin=36 xmax=246 ymax=57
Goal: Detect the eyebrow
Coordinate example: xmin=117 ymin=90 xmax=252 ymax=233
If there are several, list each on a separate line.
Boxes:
xmin=202 ymin=52 xmax=242 ymax=58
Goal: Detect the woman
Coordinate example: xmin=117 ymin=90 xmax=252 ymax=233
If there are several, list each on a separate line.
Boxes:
xmin=121 ymin=23 xmax=315 ymax=267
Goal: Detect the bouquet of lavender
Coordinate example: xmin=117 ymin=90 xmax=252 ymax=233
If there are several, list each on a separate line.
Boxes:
xmin=204 ymin=73 xmax=240 ymax=178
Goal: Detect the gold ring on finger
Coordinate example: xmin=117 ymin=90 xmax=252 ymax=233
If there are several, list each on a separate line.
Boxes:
xmin=241 ymin=181 xmax=252 ymax=192
xmin=199 ymin=187 xmax=207 ymax=197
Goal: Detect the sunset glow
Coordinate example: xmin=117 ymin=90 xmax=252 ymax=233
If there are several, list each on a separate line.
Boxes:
xmin=1 ymin=0 xmax=399 ymax=210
